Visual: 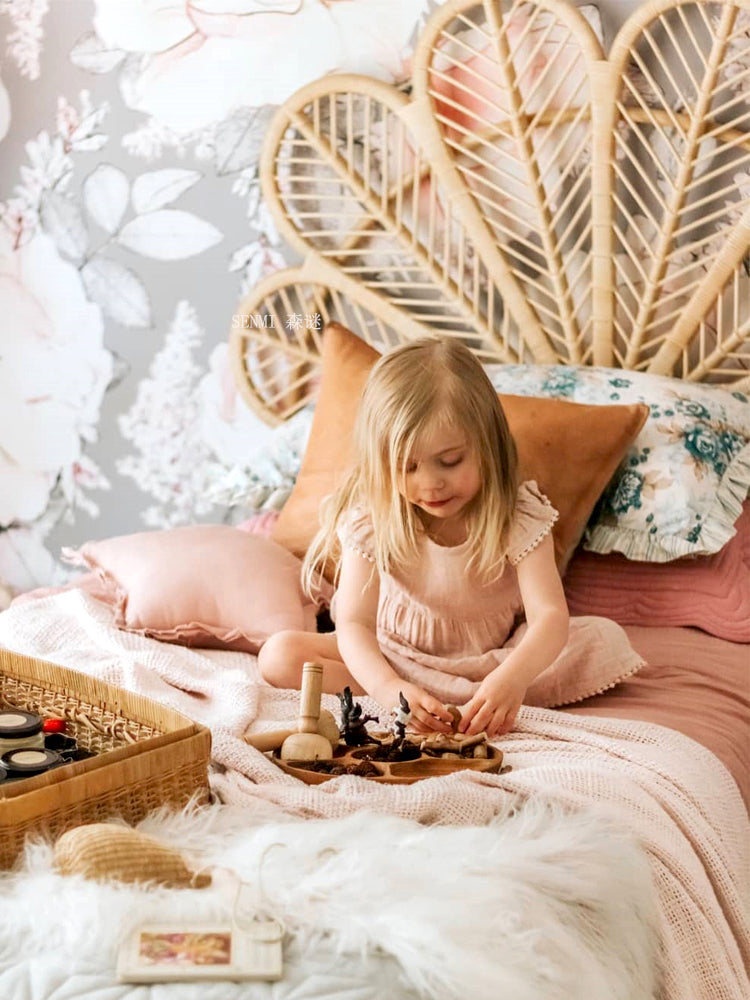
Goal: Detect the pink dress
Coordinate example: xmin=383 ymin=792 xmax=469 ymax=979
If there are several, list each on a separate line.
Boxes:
xmin=334 ymin=481 xmax=645 ymax=706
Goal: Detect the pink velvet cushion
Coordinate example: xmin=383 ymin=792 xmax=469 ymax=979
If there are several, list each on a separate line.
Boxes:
xmin=61 ymin=525 xmax=323 ymax=652
xmin=564 ymin=502 xmax=750 ymax=643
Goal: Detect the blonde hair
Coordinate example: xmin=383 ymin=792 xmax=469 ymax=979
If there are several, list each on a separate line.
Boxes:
xmin=301 ymin=336 xmax=518 ymax=599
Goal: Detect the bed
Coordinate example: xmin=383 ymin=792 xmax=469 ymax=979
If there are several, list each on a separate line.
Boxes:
xmin=1 ymin=0 xmax=749 ymax=998
xmin=567 ymin=625 xmax=749 ymax=805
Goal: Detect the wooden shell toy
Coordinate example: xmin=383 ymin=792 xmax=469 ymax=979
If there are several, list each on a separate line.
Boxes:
xmin=54 ymin=823 xmax=211 ymax=888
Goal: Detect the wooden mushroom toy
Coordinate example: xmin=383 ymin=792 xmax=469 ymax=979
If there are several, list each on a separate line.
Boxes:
xmin=280 ymin=662 xmax=333 ymax=761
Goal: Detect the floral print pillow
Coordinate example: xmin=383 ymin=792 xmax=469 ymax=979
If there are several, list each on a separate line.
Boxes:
xmin=208 ymin=405 xmax=314 ymax=514
xmin=486 ymin=365 xmax=750 ymax=561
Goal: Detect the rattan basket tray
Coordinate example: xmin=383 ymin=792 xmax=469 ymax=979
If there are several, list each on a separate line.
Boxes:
xmin=0 ymin=648 xmax=211 ymax=870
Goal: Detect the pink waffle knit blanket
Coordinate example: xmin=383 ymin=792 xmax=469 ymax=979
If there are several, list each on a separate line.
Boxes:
xmin=0 ymin=589 xmax=747 ymax=999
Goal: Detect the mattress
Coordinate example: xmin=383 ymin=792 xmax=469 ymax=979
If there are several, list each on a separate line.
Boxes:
xmin=563 ymin=625 xmax=750 ymax=808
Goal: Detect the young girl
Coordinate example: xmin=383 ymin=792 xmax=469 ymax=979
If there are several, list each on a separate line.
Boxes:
xmin=259 ymin=336 xmax=643 ymax=738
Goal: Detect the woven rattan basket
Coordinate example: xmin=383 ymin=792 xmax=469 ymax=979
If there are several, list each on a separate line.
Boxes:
xmin=0 ymin=648 xmax=211 ymax=869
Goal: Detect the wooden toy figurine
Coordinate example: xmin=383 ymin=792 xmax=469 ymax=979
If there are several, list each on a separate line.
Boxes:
xmin=391 ymin=692 xmax=411 ymax=749
xmin=338 ymin=687 xmax=379 ymax=746
xmin=279 ymin=662 xmax=333 ymax=761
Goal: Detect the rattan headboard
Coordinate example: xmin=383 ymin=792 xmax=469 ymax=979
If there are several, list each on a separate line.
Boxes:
xmin=230 ymin=0 xmax=750 ymax=426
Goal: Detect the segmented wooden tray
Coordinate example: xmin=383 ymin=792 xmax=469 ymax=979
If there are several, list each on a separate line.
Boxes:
xmin=271 ymin=741 xmax=504 ymax=785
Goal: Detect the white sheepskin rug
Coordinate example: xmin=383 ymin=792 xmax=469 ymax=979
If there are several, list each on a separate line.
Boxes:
xmin=0 ymin=797 xmax=660 ymax=1000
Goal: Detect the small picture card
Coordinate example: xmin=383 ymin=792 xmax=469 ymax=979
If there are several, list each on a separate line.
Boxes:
xmin=117 ymin=920 xmax=283 ymax=983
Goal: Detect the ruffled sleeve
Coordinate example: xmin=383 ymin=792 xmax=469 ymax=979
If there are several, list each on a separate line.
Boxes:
xmin=336 ymin=505 xmax=375 ymax=562
xmin=507 ymin=480 xmax=559 ymax=566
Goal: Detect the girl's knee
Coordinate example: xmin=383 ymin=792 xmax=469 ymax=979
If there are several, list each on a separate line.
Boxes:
xmin=257 ymin=630 xmax=306 ymax=687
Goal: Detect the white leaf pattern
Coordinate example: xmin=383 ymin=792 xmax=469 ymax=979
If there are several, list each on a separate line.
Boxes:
xmin=70 ymin=134 xmax=108 ymax=152
xmin=81 ymin=257 xmax=152 ymax=328
xmin=214 ymin=107 xmax=275 ymax=175
xmin=116 ymin=210 xmax=223 ymax=260
xmin=83 ymin=163 xmax=129 ymax=233
xmin=131 ymin=168 xmax=202 ymax=214
xmin=70 ymin=31 xmax=126 ymax=73
xmin=39 ymin=190 xmax=89 ymax=261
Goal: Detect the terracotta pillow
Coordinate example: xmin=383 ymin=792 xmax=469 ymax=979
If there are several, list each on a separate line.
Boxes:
xmin=564 ymin=501 xmax=750 ymax=643
xmin=272 ymin=323 xmax=649 ymax=575
xmin=60 ymin=526 xmax=326 ymax=652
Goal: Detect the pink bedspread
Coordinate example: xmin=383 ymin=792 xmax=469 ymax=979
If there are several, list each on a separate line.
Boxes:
xmin=565 ymin=625 xmax=750 ymax=808
xmin=1 ymin=594 xmax=748 ymax=998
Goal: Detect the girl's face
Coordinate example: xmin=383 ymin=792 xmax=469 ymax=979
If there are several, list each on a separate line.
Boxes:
xmin=401 ymin=423 xmax=482 ymax=523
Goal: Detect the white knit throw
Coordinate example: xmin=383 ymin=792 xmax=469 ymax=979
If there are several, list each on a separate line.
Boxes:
xmin=0 ymin=591 xmax=747 ymax=1000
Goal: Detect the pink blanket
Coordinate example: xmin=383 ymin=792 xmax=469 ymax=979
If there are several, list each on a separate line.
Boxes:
xmin=0 ymin=590 xmax=748 ymax=1000
xmin=566 ymin=625 xmax=750 ymax=806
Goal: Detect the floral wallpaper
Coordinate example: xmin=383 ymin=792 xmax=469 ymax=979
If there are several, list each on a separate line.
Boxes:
xmin=0 ymin=0 xmax=440 ymax=599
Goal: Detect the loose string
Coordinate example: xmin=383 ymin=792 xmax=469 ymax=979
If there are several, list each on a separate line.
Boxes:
xmin=196 ymin=841 xmax=344 ymax=938
xmin=231 ymin=841 xmax=287 ymax=938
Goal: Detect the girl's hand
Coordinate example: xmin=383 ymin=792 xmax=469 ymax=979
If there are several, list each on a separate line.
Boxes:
xmin=377 ymin=680 xmax=454 ymax=734
xmin=458 ymin=666 xmax=526 ymax=738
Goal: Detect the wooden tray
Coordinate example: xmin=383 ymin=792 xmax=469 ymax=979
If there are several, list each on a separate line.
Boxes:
xmin=271 ymin=742 xmax=504 ymax=785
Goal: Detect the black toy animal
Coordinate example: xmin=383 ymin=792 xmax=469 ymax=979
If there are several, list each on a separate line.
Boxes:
xmin=338 ymin=686 xmax=379 ymax=746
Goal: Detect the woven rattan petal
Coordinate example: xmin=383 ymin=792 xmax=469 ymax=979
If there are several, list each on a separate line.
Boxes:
xmin=608 ymin=0 xmax=750 ymax=380
xmin=232 ymin=0 xmax=750 ymax=424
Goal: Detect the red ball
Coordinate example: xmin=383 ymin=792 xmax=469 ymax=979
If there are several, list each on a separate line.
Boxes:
xmin=43 ymin=718 xmax=66 ymax=734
